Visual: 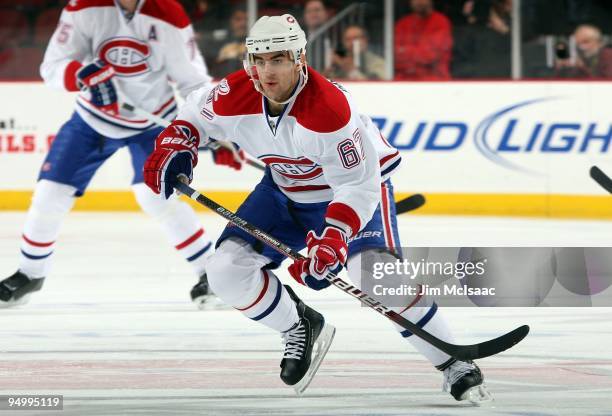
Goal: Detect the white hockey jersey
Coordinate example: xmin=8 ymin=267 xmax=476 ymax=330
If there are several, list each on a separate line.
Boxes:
xmin=40 ymin=0 xmax=211 ymax=138
xmin=177 ymin=68 xmax=402 ymax=236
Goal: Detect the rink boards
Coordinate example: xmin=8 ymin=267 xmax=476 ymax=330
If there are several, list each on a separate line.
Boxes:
xmin=0 ymin=80 xmax=610 ymax=218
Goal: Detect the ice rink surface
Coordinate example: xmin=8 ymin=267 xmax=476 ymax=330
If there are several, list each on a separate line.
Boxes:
xmin=1 ymin=211 xmax=611 ymax=416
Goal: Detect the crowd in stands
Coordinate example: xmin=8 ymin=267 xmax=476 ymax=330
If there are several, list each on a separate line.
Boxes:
xmin=0 ymin=0 xmax=610 ymax=80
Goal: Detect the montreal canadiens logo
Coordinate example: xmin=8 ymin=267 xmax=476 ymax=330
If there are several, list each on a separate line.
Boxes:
xmin=212 ymin=78 xmax=230 ymax=101
xmin=260 ymin=155 xmax=322 ymax=181
xmin=97 ymin=37 xmax=151 ymax=76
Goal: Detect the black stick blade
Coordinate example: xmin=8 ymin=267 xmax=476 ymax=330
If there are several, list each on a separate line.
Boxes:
xmin=451 ymin=325 xmax=530 ymax=361
xmin=396 ymin=194 xmax=426 ymax=214
xmin=590 ymin=166 xmax=612 ymax=194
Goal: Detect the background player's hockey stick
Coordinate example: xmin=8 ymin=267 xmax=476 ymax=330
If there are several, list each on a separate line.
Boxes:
xmin=108 ymin=80 xmax=266 ymax=171
xmin=174 ymin=180 xmax=529 ymax=361
xmin=119 ymin=101 xmax=267 ymax=172
xmin=590 ymin=166 xmax=612 ymax=194
xmin=395 ymin=193 xmax=426 ymax=214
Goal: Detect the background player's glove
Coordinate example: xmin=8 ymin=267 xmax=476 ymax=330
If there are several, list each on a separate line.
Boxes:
xmin=143 ymin=121 xmax=200 ymax=199
xmin=288 ymin=225 xmax=348 ymax=290
xmin=211 ymin=141 xmax=245 ymax=170
xmin=76 ymin=59 xmax=118 ymax=114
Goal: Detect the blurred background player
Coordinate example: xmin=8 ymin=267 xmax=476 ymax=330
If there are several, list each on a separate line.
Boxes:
xmin=142 ymin=14 xmax=490 ymax=402
xmin=0 ymin=0 xmax=240 ymax=309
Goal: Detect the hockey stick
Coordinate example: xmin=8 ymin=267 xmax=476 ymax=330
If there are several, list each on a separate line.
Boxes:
xmin=118 ymin=101 xmax=267 ymax=172
xmin=590 ymin=166 xmax=612 ymax=194
xmin=174 ymin=181 xmax=529 ymax=361
xmin=396 ymin=193 xmax=426 ymax=214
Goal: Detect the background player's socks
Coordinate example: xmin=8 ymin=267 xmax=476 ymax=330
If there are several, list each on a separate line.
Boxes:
xmin=173 ymin=226 xmax=212 ymax=275
xmin=132 ymin=183 xmax=212 ymax=276
xmin=19 ymin=180 xmax=76 ymax=279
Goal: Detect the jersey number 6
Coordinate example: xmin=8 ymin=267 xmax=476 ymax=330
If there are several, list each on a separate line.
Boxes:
xmin=337 ymin=129 xmax=365 ymax=169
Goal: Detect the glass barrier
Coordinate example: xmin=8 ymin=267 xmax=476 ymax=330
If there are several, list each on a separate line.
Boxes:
xmin=445 ymin=0 xmax=513 ymax=79
xmin=292 ymin=0 xmax=386 ymax=80
xmin=190 ymin=0 xmax=248 ymax=79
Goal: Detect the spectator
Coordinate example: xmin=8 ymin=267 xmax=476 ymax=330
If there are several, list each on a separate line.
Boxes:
xmin=555 ymin=24 xmax=612 ymax=78
xmin=451 ymin=0 xmax=512 ymax=78
xmin=325 ymin=25 xmax=386 ymax=80
xmin=214 ymin=7 xmax=248 ymax=77
xmin=394 ymin=0 xmax=453 ymax=80
xmin=303 ymin=0 xmax=330 ymax=72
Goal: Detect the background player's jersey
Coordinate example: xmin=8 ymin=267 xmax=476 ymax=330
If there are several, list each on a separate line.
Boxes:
xmin=41 ymin=0 xmax=211 ymax=138
xmin=178 ymin=68 xmax=402 ymax=236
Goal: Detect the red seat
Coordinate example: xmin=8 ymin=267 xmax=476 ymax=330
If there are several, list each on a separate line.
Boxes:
xmin=0 ymin=0 xmax=50 ymax=7
xmin=17 ymin=47 xmax=44 ymax=79
xmin=0 ymin=46 xmax=44 ymax=80
xmin=34 ymin=7 xmax=62 ymax=46
xmin=0 ymin=47 xmax=17 ymax=79
xmin=257 ymin=7 xmax=285 ymax=18
xmin=0 ymin=9 xmax=30 ymax=46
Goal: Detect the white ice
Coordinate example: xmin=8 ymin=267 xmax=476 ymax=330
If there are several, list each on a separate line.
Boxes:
xmin=1 ymin=212 xmax=611 ymax=416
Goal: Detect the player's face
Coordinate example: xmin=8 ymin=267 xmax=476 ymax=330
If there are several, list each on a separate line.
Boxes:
xmin=253 ymin=52 xmax=300 ymax=103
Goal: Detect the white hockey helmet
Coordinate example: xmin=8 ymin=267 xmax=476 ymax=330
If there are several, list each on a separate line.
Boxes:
xmin=244 ymin=14 xmax=308 ymax=104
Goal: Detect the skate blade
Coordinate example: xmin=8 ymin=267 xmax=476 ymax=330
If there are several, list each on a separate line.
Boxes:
xmin=0 ymin=294 xmax=31 ymax=309
xmin=460 ymin=384 xmax=493 ymax=405
xmin=294 ymin=323 xmax=336 ymax=397
xmin=193 ymin=295 xmax=231 ymax=311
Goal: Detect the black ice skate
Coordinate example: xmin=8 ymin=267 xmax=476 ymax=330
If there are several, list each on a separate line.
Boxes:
xmin=440 ymin=359 xmax=492 ymax=404
xmin=190 ymin=273 xmax=226 ymax=310
xmin=280 ymin=285 xmax=335 ymax=395
xmin=0 ymin=271 xmax=44 ymax=308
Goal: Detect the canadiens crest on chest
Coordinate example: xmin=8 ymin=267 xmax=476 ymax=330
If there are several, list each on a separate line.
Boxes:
xmin=97 ymin=37 xmax=151 ymax=76
xmin=260 ymin=155 xmax=322 ymax=181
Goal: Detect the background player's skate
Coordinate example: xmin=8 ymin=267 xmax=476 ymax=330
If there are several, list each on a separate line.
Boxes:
xmin=0 ymin=271 xmax=44 ymax=308
xmin=190 ymin=273 xmax=232 ymax=310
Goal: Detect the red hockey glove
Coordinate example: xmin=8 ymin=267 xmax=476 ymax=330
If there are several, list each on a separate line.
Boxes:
xmin=288 ymin=225 xmax=348 ymax=290
xmin=143 ymin=121 xmax=200 ymax=199
xmin=211 ymin=141 xmax=245 ymax=170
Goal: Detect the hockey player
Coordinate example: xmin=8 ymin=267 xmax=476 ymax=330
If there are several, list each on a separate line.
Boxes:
xmin=143 ymin=14 xmax=490 ymax=401
xmin=0 ymin=0 xmax=240 ymax=308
